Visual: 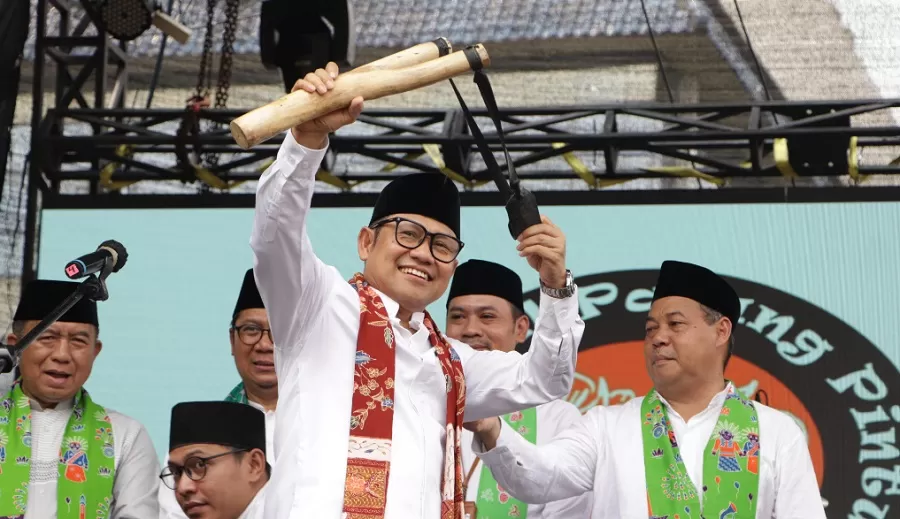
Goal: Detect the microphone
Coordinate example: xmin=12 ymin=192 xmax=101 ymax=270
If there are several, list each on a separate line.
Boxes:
xmin=64 ymin=240 xmax=129 ymax=279
xmin=0 ymin=347 xmax=13 ymax=375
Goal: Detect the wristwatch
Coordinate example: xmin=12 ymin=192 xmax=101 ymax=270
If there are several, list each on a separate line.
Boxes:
xmin=540 ymin=269 xmax=575 ymax=299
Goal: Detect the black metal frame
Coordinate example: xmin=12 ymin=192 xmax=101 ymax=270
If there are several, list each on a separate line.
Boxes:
xmin=25 ymin=0 xmax=128 ymax=285
xmin=39 ymin=99 xmax=900 ymax=186
xmin=40 ymin=186 xmax=900 ymax=210
xmin=22 ymin=0 xmax=900 ymax=289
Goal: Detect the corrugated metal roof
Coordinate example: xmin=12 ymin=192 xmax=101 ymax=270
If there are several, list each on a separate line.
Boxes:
xmin=22 ymin=0 xmax=695 ymax=59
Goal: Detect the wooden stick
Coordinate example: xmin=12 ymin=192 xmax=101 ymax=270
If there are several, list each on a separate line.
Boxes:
xmin=230 ymin=44 xmax=490 ymax=150
xmin=347 ymin=37 xmax=452 ymax=75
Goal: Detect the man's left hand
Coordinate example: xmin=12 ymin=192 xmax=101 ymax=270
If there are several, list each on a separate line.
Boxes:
xmin=516 ymin=215 xmax=567 ymax=288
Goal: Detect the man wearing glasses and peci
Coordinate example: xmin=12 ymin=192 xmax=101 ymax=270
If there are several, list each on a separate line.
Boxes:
xmin=160 ymin=401 xmax=269 ymax=519
xmin=159 ymin=269 xmax=277 ymax=518
xmin=251 ymin=70 xmax=583 ymax=519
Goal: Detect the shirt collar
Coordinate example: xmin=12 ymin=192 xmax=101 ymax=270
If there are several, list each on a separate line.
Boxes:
xmin=656 ymin=381 xmax=733 ymax=415
xmin=372 ymin=288 xmax=425 ymax=328
xmin=30 ymin=396 xmax=75 ymax=412
xmin=247 ymin=398 xmax=276 ymax=416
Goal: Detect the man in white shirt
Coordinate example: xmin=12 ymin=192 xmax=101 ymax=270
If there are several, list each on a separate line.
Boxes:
xmin=1 ymin=279 xmax=160 ymax=518
xmin=444 ymin=259 xmax=592 ymax=519
xmin=162 ymin=401 xmax=269 ymax=519
xmin=160 ymin=269 xmax=277 ymax=518
xmin=470 ymin=261 xmax=826 ymax=519
xmin=251 ymin=62 xmax=584 ymax=519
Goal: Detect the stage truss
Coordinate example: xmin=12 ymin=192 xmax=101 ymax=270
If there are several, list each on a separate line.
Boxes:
xmin=40 ymin=100 xmax=900 ymax=194
xmin=19 ymin=0 xmax=900 ymax=286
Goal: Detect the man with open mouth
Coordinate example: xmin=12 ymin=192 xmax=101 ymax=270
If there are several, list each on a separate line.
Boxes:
xmin=250 ymin=62 xmax=584 ymax=519
xmin=162 ymin=401 xmax=269 ymax=519
xmin=0 ymin=279 xmax=160 ymax=518
xmin=444 ymin=259 xmax=593 ymax=519
xmin=160 ymin=268 xmax=277 ymax=519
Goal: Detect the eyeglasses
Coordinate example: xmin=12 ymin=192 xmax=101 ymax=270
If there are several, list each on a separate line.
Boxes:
xmin=370 ymin=217 xmax=464 ymax=263
xmin=159 ymin=448 xmax=248 ymax=490
xmin=232 ymin=324 xmax=273 ymax=346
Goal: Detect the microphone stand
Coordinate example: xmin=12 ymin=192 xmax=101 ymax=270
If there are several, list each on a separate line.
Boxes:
xmin=2 ymin=256 xmax=114 ymax=373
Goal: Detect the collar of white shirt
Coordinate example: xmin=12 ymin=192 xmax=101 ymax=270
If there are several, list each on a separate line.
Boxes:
xmin=29 ymin=395 xmax=75 ymax=412
xmin=247 ymin=398 xmax=275 ymax=415
xmin=655 ymin=381 xmax=733 ymax=422
xmin=372 ymin=287 xmax=427 ymax=330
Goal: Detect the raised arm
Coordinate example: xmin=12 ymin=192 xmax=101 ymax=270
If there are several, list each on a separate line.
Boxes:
xmin=457 ymin=215 xmax=583 ymax=420
xmin=250 ymin=62 xmax=363 ymax=357
xmin=470 ymin=408 xmax=602 ymax=504
xmin=455 ymin=289 xmax=582 ymax=420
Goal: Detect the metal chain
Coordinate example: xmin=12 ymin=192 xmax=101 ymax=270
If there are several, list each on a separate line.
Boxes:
xmin=195 ymin=0 xmax=217 ymax=100
xmin=215 ymin=0 xmax=240 ymax=109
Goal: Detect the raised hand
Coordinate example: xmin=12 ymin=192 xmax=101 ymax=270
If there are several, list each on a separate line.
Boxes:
xmin=516 ymin=215 xmax=567 ymax=288
xmin=290 ymin=61 xmax=364 ymax=149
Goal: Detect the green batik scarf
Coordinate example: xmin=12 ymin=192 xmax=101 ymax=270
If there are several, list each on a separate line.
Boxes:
xmin=642 ymin=383 xmax=760 ymax=519
xmin=0 ymin=382 xmax=116 ymax=519
xmin=475 ymin=407 xmax=537 ymax=519
xmin=224 ymin=382 xmax=248 ymax=404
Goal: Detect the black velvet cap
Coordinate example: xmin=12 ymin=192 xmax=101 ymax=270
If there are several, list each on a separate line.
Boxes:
xmin=169 ymin=401 xmax=266 ymax=454
xmin=13 ymin=279 xmax=98 ymax=326
xmin=233 ymin=269 xmax=265 ymax=318
xmin=369 ymin=173 xmax=461 ymax=237
xmin=447 ymin=260 xmax=524 ymax=313
xmin=652 ymin=261 xmax=740 ymax=325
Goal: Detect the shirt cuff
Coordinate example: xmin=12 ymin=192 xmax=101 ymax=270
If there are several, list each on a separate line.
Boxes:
xmin=275 ymin=131 xmax=330 ymax=177
xmin=471 ymin=420 xmax=522 ymax=465
xmin=534 ymin=285 xmax=580 ymax=335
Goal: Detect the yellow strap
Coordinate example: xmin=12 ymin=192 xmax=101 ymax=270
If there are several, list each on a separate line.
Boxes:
xmin=643 ymin=166 xmax=726 ymax=186
xmin=99 ymin=145 xmax=140 ymax=191
xmin=381 ymin=152 xmax=425 ymax=172
xmin=193 ymin=166 xmax=246 ymax=190
xmin=595 ymin=178 xmax=635 ymax=188
xmin=773 ymin=138 xmax=799 ymax=178
xmin=420 ymin=144 xmax=491 ymax=188
xmin=848 ymin=136 xmax=873 ymax=184
xmin=551 ymin=143 xmax=597 ymax=188
xmin=256 ymin=158 xmax=275 ymax=173
xmin=315 ymin=168 xmax=352 ymax=190
xmin=422 ymin=143 xmax=472 ymax=185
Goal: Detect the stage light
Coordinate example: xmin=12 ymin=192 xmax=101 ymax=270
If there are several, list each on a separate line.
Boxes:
xmin=83 ymin=0 xmax=191 ymax=43
xmin=260 ymin=0 xmax=355 ymax=93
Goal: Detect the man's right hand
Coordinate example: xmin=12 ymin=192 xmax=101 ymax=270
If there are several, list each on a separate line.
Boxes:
xmin=464 ymin=417 xmax=503 ymax=451
xmin=290 ymin=61 xmax=364 ymax=149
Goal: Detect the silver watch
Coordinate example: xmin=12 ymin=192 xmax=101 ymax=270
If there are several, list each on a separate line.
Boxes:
xmin=540 ymin=269 xmax=575 ymax=299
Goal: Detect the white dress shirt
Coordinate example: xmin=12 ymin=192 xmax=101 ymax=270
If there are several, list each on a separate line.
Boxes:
xmin=250 ymin=133 xmax=584 ymax=519
xmin=24 ymin=397 xmax=160 ymax=519
xmin=474 ymin=383 xmax=826 ymax=519
xmin=238 ymin=484 xmax=267 ymax=519
xmin=158 ymin=399 xmax=276 ymax=519
xmin=461 ymin=399 xmax=592 ymax=518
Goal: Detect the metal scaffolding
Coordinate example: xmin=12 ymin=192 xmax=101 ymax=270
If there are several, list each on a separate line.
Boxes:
xmin=21 ymin=0 xmax=900 ymax=286
xmin=41 ymin=101 xmax=900 ymax=189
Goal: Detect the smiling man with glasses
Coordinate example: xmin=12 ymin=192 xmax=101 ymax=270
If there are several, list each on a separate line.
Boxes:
xmin=225 ymin=269 xmax=277 ymax=413
xmin=250 ymin=62 xmax=585 ymax=519
xmin=163 ymin=401 xmax=269 ymax=519
xmin=160 ymin=269 xmax=278 ymax=519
